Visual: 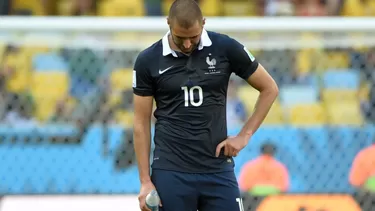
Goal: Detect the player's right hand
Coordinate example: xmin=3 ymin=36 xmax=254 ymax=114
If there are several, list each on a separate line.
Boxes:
xmin=138 ymin=181 xmax=159 ymax=211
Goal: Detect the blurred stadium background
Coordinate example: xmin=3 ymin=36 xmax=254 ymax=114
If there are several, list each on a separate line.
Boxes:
xmin=0 ymin=0 xmax=375 ymax=211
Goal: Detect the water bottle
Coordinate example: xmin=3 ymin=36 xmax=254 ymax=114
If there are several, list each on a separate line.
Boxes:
xmin=145 ymin=189 xmax=160 ymax=211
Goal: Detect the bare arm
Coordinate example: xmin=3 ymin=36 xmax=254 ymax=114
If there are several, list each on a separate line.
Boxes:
xmin=133 ymin=95 xmax=154 ymax=184
xmin=238 ymin=64 xmax=279 ymax=140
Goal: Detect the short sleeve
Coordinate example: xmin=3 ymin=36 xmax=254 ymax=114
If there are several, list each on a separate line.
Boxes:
xmin=226 ymin=37 xmax=259 ymax=80
xmin=132 ymin=52 xmax=154 ymax=96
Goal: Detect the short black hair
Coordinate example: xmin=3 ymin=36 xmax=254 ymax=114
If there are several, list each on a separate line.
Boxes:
xmin=261 ymin=142 xmax=276 ymax=155
xmin=168 ymin=0 xmax=203 ymax=29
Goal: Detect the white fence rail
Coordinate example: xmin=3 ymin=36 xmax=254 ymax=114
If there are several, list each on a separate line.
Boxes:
xmin=0 ymin=17 xmax=375 ymax=32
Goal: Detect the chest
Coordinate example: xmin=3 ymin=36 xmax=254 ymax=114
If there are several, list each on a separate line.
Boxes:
xmin=153 ymin=50 xmax=232 ymax=95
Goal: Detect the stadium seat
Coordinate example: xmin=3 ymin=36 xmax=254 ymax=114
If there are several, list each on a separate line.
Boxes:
xmin=115 ymin=109 xmax=133 ymax=128
xmin=238 ymin=86 xmax=285 ymax=124
xmin=110 ymin=69 xmax=133 ymax=91
xmin=11 ymin=0 xmax=46 ymax=15
xmin=369 ymin=1 xmax=375 ymax=16
xmin=121 ymin=0 xmax=145 ymax=16
xmin=99 ymin=0 xmax=145 ymax=16
xmin=31 ymin=71 xmax=69 ymax=96
xmin=237 ymin=85 xmax=259 ymax=106
xmin=341 ymin=0 xmax=366 ymax=16
xmin=296 ymin=49 xmax=313 ymax=74
xmin=326 ymin=102 xmax=363 ymax=126
xmin=262 ymin=101 xmax=285 ymax=125
xmin=321 ymin=51 xmax=350 ymax=70
xmin=289 ymin=103 xmax=326 ymax=126
xmin=108 ymin=92 xmax=122 ymax=108
xmin=162 ymin=0 xmax=173 ymax=15
xmin=322 ymin=89 xmax=358 ymax=103
xmin=296 ymin=32 xmax=324 ymax=73
xmin=359 ymin=83 xmax=370 ymax=101
xmin=199 ymin=0 xmax=222 ymax=16
xmin=222 ymin=1 xmax=253 ymax=16
xmin=280 ymin=85 xmax=319 ymax=107
xmin=322 ymin=70 xmax=360 ymax=90
xmin=32 ymin=53 xmax=68 ymax=71
xmin=98 ymin=0 xmax=118 ymax=16
xmin=30 ymin=71 xmax=69 ymax=121
xmin=57 ymin=0 xmax=74 ymax=16
xmin=3 ymin=50 xmax=31 ymax=92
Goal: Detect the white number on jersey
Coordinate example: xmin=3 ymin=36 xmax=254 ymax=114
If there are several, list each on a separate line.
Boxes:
xmin=236 ymin=198 xmax=245 ymax=211
xmin=181 ymin=86 xmax=203 ymax=107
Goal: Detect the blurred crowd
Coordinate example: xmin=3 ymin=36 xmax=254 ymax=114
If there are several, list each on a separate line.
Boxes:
xmin=0 ymin=0 xmax=374 ymax=17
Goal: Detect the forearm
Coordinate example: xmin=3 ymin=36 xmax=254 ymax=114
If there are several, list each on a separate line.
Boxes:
xmin=134 ymin=123 xmax=152 ymax=184
xmin=238 ymin=87 xmax=278 ymax=140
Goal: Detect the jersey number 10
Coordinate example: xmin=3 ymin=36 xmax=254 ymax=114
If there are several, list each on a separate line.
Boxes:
xmin=181 ymin=86 xmax=203 ymax=107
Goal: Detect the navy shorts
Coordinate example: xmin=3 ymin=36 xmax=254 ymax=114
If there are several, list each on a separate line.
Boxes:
xmin=151 ymin=169 xmax=245 ymax=211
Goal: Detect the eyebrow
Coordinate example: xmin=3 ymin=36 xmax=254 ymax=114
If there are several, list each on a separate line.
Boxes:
xmin=175 ymin=34 xmax=200 ymax=39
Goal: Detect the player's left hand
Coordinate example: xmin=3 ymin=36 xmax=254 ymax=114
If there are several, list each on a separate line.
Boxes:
xmin=215 ymin=135 xmax=249 ymax=157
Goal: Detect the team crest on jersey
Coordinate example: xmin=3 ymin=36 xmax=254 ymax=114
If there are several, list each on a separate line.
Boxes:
xmin=205 ymin=53 xmax=221 ymax=75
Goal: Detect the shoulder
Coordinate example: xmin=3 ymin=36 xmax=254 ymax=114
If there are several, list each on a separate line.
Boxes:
xmin=134 ymin=40 xmax=162 ymax=70
xmin=357 ymin=145 xmax=375 ymax=160
xmin=274 ymin=159 xmax=287 ymax=170
xmin=206 ymin=31 xmax=247 ymax=56
xmin=243 ymin=158 xmax=261 ymax=168
xmin=206 ymin=31 xmax=238 ymax=47
xmin=136 ymin=39 xmax=162 ymax=62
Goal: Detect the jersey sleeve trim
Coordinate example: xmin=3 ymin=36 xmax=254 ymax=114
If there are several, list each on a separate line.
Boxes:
xmin=133 ymin=88 xmax=154 ymax=96
xmin=240 ymin=59 xmax=259 ymax=80
xmin=132 ymin=49 xmax=155 ymax=96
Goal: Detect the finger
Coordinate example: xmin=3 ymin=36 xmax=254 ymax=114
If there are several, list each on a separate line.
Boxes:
xmin=141 ymin=204 xmax=152 ymax=211
xmin=224 ymin=144 xmax=230 ymax=156
xmin=139 ymin=197 xmax=151 ymax=211
xmin=228 ymin=148 xmax=235 ymax=157
xmin=215 ymin=141 xmax=226 ymax=157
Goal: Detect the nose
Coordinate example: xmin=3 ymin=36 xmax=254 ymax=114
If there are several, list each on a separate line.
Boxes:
xmin=183 ymin=39 xmax=192 ymax=49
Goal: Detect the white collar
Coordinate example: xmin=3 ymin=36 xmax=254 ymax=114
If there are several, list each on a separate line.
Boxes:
xmin=162 ymin=29 xmax=212 ymax=57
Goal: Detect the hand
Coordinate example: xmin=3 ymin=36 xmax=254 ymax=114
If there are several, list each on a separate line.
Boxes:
xmin=215 ymin=135 xmax=250 ymax=157
xmin=138 ymin=181 xmax=162 ymax=211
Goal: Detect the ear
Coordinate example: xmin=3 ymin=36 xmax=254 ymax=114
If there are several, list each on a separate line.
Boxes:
xmin=167 ymin=17 xmax=171 ymax=26
xmin=202 ymin=18 xmax=206 ymax=26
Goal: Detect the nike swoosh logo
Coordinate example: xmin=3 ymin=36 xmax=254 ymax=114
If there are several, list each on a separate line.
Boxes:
xmin=159 ymin=66 xmax=174 ymax=75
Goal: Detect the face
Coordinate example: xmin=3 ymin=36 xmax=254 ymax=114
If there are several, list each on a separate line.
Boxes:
xmin=168 ymin=19 xmax=205 ymax=54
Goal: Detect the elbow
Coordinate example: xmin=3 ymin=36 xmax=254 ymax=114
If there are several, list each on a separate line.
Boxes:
xmin=263 ymin=79 xmax=279 ymax=99
xmin=271 ymin=82 xmax=279 ymax=99
xmin=271 ymin=78 xmax=279 ymax=95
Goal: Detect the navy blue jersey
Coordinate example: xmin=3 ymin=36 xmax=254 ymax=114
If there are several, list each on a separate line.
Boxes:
xmin=133 ymin=30 xmax=259 ymax=173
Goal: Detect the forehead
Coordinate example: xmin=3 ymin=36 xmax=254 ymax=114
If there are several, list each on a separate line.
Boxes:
xmin=170 ymin=21 xmax=202 ymax=38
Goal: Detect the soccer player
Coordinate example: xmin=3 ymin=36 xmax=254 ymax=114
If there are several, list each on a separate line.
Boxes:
xmin=132 ymin=0 xmax=278 ymax=210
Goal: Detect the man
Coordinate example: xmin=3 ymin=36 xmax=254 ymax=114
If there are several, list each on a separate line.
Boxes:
xmin=349 ymin=143 xmax=375 ymax=210
xmin=238 ymin=143 xmax=289 ymax=211
xmin=238 ymin=143 xmax=289 ymax=195
xmin=133 ymin=0 xmax=279 ymax=210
